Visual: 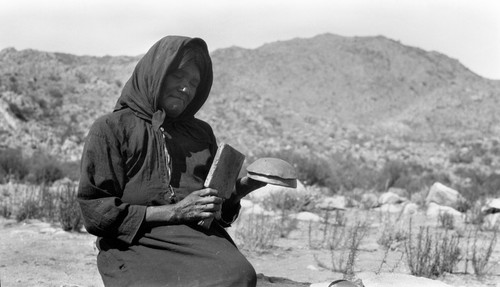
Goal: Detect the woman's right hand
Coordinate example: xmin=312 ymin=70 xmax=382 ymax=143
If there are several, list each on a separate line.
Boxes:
xmin=145 ymin=188 xmax=223 ymax=225
xmin=173 ymin=188 xmax=223 ymax=222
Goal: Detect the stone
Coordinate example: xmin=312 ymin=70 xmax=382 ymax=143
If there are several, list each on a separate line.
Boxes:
xmin=378 ymin=191 xmax=406 ymax=205
xmin=426 ymin=202 xmax=462 ymax=218
xmin=403 ymin=202 xmax=419 ymax=215
xmin=361 ymin=192 xmax=379 ymax=209
xmin=289 ymin=211 xmax=322 ymax=222
xmin=315 ymin=195 xmax=347 ymax=210
xmin=379 ymin=203 xmax=404 ymax=213
xmin=483 ymin=198 xmax=500 ymax=213
xmin=426 ymin=182 xmax=465 ymax=209
xmin=387 ymin=187 xmax=409 ymax=199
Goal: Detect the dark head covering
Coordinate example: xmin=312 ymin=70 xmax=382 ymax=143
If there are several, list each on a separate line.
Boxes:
xmin=114 ymin=36 xmax=213 ymax=139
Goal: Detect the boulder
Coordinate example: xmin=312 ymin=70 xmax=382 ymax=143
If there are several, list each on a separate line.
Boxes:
xmin=483 ymin=198 xmax=500 ymax=214
xmin=360 ymin=192 xmax=379 ymax=208
xmin=378 ymin=191 xmax=406 ymax=205
xmin=378 ymin=204 xmax=404 ymax=213
xmin=289 ymin=211 xmax=322 ymax=222
xmin=426 ymin=182 xmax=465 ymax=209
xmin=315 ymin=195 xmax=347 ymax=210
xmin=426 ymin=202 xmax=462 ymax=218
xmin=403 ymin=202 xmax=419 ymax=215
xmin=387 ymin=187 xmax=409 ymax=199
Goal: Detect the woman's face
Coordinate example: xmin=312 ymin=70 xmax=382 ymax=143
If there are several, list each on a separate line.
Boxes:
xmin=159 ymin=62 xmax=200 ymax=118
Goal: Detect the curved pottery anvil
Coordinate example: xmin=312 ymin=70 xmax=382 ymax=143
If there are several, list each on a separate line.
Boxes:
xmin=246 ymin=157 xmax=298 ymax=188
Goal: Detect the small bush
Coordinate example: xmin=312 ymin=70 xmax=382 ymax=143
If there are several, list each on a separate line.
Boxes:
xmin=58 ymin=184 xmax=83 ymax=231
xmin=404 ymin=222 xmax=461 ymax=278
xmin=314 ymin=221 xmax=369 ymax=280
xmin=234 ymin=213 xmax=279 ymax=252
xmin=438 ymin=212 xmax=455 ymax=230
xmin=0 ymin=148 xmax=29 ymax=181
xmin=470 ymin=228 xmax=498 ymax=276
xmin=16 ymin=198 xmax=42 ymax=221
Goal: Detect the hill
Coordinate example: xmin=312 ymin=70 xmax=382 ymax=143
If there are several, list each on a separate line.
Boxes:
xmin=1 ymin=33 xmax=500 ymax=188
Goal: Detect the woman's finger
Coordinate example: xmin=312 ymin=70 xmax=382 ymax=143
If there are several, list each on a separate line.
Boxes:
xmin=199 ymin=188 xmax=219 ymax=197
xmin=200 ymin=203 xmax=222 ymax=212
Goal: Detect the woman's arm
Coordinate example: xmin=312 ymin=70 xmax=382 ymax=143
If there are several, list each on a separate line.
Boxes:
xmin=77 ymin=119 xmax=146 ymax=244
xmin=145 ymin=188 xmax=223 ymax=224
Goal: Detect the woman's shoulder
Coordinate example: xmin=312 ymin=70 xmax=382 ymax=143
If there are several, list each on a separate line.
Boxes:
xmin=89 ymin=108 xmax=140 ymax=137
xmin=192 ymin=118 xmax=214 ymax=134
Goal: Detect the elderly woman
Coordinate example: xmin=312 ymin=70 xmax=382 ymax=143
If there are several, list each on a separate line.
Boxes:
xmin=77 ymin=36 xmax=262 ymax=286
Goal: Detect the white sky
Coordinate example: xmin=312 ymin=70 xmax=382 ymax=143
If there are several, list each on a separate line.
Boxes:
xmin=1 ymin=0 xmax=499 ymax=79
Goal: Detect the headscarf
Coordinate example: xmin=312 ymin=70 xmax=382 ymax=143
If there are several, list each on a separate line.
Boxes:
xmin=114 ymin=36 xmax=213 ymax=142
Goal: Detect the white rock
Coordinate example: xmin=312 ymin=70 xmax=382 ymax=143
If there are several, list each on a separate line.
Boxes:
xmin=361 ymin=193 xmax=379 ymax=208
xmin=387 ymin=187 xmax=409 ymax=198
xmin=316 ymin=196 xmax=347 ymax=210
xmin=403 ymin=202 xmax=419 ymax=215
xmin=358 ymin=272 xmax=454 ymax=287
xmin=306 ymin=264 xmax=318 ymax=271
xmin=289 ymin=211 xmax=322 ymax=222
xmin=484 ymin=198 xmax=500 ymax=213
xmin=379 ymin=203 xmax=404 ymax=213
xmin=378 ymin=192 xmax=406 ymax=205
xmin=426 ymin=202 xmax=462 ymax=218
xmin=426 ymin=182 xmax=465 ymax=209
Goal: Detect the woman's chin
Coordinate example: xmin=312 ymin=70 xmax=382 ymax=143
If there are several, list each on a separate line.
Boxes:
xmin=165 ymin=107 xmax=183 ymax=118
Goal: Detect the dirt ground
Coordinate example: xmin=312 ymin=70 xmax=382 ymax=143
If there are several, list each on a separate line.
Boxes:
xmin=1 ymin=209 xmax=499 ymax=287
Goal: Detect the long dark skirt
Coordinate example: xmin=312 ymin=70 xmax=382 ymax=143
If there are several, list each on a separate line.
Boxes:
xmin=97 ymin=223 xmax=256 ymax=287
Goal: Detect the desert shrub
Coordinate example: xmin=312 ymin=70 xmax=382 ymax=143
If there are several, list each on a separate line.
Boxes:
xmin=234 ymin=213 xmax=280 ymax=252
xmin=378 ymin=226 xmax=407 ymax=250
xmin=75 ymin=71 xmax=88 ymax=84
xmin=7 ymin=75 xmax=19 ymax=93
xmin=0 ymin=148 xmax=29 ymax=181
xmin=377 ymin=160 xmax=435 ymax=193
xmin=26 ymin=153 xmax=64 ymax=185
xmin=438 ymin=212 xmax=455 ymax=230
xmin=449 ymin=150 xmax=474 ymax=164
xmin=314 ymin=221 xmax=369 ymax=279
xmin=404 ymin=222 xmax=462 ymax=278
xmin=454 ymin=168 xmax=500 ymax=202
xmin=469 ymin=228 xmax=498 ymax=276
xmin=16 ymin=198 xmax=43 ymax=221
xmin=262 ymin=191 xmax=304 ymax=237
xmin=58 ymin=184 xmax=82 ymax=231
xmin=253 ymin=149 xmax=333 ymax=187
xmin=328 ymin=153 xmax=379 ymax=192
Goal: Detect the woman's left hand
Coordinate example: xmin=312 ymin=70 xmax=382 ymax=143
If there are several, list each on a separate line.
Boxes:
xmin=232 ymin=176 xmax=267 ymax=202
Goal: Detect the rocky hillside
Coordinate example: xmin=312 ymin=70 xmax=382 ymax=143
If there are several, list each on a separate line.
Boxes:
xmin=1 ymin=33 xmax=500 ymax=173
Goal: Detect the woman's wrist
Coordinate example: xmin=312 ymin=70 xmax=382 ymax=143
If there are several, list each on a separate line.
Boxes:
xmin=145 ymin=205 xmax=177 ymax=224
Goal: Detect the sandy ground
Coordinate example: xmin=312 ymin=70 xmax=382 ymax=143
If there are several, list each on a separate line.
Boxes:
xmin=1 ymin=209 xmax=499 ymax=287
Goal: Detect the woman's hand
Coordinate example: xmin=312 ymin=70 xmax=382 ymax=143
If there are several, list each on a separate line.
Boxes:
xmin=145 ymin=188 xmax=223 ymax=225
xmin=232 ymin=176 xmax=267 ymax=202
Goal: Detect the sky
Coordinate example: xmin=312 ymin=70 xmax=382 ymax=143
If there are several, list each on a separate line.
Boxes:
xmin=1 ymin=0 xmax=499 ymax=79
